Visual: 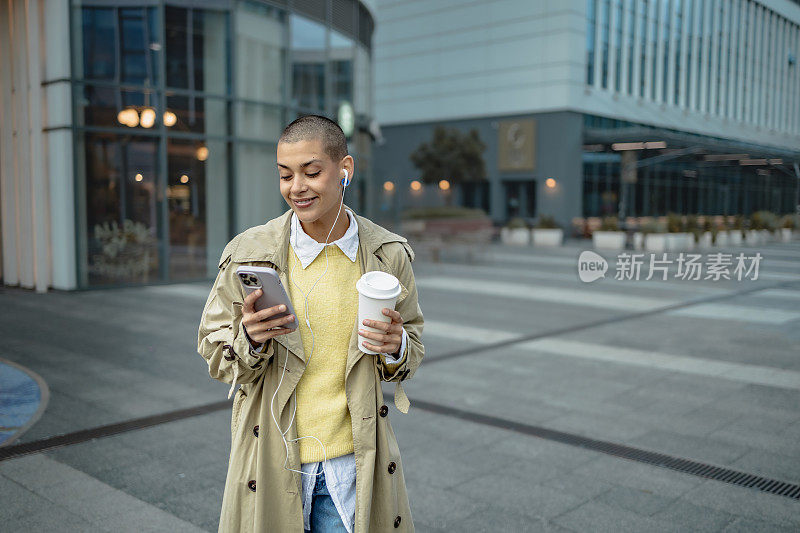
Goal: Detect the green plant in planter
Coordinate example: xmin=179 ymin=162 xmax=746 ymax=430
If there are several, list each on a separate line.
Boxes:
xmin=685 ymin=214 xmax=698 ymax=233
xmin=402 ymin=206 xmax=488 ymax=219
xmin=91 ymin=219 xmax=156 ymax=280
xmin=731 ymin=215 xmax=746 ymax=238
xmin=640 ymin=219 xmax=664 ymax=236
xmin=535 ymin=214 xmax=560 ymax=229
xmin=710 ymin=226 xmax=719 ymax=244
xmin=505 ymin=216 xmax=529 ymax=230
xmin=780 ymin=214 xmax=796 ymax=229
xmin=755 ymin=211 xmax=778 ymax=231
xmin=599 ymin=216 xmax=619 ymax=231
xmin=666 ymin=212 xmax=684 ymax=233
xmin=685 ymin=214 xmax=699 ymax=242
xmin=749 ymin=211 xmax=764 ymax=230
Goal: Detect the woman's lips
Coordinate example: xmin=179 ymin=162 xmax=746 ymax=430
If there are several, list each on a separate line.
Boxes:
xmin=293 ymin=197 xmax=317 ymax=208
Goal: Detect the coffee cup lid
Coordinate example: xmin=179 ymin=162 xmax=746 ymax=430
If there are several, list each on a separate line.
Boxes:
xmin=356 ymin=271 xmax=401 ymax=300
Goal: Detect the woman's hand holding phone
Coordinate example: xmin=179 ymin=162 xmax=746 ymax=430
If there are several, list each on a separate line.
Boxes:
xmin=242 ymin=288 xmax=297 ymax=344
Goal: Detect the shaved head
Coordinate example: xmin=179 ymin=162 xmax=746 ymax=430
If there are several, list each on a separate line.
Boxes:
xmin=279 ymin=114 xmax=348 ymax=164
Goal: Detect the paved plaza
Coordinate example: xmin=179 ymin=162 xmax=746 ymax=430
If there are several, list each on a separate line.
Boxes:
xmin=1 ymin=239 xmax=799 ymax=532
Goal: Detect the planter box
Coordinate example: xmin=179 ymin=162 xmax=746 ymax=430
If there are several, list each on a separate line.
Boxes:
xmin=531 ymin=228 xmax=563 ymax=247
xmin=633 ymin=232 xmax=644 ymax=251
xmin=727 ymin=230 xmax=743 ymax=246
xmin=681 ymin=232 xmax=695 ymax=251
xmin=665 ymin=233 xmax=693 ymax=251
xmin=501 ymin=227 xmax=530 ymax=246
xmin=780 ymin=228 xmax=793 ymax=242
xmin=593 ymin=230 xmax=626 ymax=250
xmin=745 ymin=229 xmax=760 ymax=246
xmin=644 ymin=233 xmax=667 ymax=252
xmin=697 ymin=231 xmax=713 ymax=248
xmin=759 ymin=229 xmax=772 ymax=243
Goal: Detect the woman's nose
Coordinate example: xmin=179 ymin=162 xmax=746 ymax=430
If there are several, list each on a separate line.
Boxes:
xmin=290 ymin=175 xmax=307 ymax=193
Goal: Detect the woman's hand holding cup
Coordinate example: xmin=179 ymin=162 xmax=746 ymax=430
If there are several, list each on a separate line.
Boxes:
xmin=359 ymin=308 xmax=403 ymax=355
xmin=242 ymin=289 xmax=296 ymax=344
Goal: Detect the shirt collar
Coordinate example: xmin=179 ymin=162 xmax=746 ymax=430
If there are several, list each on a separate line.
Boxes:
xmin=290 ymin=207 xmax=359 ymax=269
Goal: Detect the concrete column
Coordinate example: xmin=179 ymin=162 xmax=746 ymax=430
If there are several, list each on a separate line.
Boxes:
xmin=644 ymin=0 xmax=656 ymax=100
xmin=718 ymin=0 xmax=729 ymax=117
xmin=608 ymin=0 xmax=619 ymax=92
xmin=44 ymin=0 xmax=76 ymax=290
xmin=735 ymin=0 xmax=749 ymax=123
xmin=593 ymin=0 xmax=603 ymax=88
xmin=11 ymin=0 xmax=34 ymax=288
xmin=0 ymin=0 xmax=16 ymax=285
xmin=678 ymin=0 xmax=690 ymax=108
xmin=699 ymin=0 xmax=712 ymax=113
xmin=631 ymin=0 xmax=642 ymax=98
xmin=688 ymin=0 xmax=701 ymax=110
xmin=26 ymin=0 xmax=51 ymax=293
xmin=619 ymin=0 xmax=630 ymax=95
xmin=750 ymin=4 xmax=762 ymax=125
xmin=708 ymin=0 xmax=720 ymax=116
xmin=655 ymin=0 xmax=665 ymax=103
xmin=666 ymin=0 xmax=679 ymax=106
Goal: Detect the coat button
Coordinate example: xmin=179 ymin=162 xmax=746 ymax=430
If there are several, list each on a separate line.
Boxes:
xmin=223 ymin=344 xmax=235 ymax=361
xmin=253 ymin=425 xmax=259 ymax=437
xmin=379 ymin=405 xmax=388 ymax=417
xmin=388 ymin=461 xmax=396 ymax=474
xmin=394 ymin=515 xmax=401 ymax=528
xmin=247 ymin=479 xmax=256 ymax=492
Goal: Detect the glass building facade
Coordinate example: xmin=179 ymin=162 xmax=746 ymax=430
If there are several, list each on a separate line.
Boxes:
xmin=582 ymin=0 xmax=800 ymax=219
xmin=586 ymin=0 xmax=800 ymax=125
xmin=70 ymin=0 xmax=375 ymax=288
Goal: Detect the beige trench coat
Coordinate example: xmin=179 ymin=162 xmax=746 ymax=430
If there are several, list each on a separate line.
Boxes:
xmin=197 ymin=204 xmax=424 ymax=532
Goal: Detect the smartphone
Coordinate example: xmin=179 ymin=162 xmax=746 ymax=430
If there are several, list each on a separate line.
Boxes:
xmin=235 ymin=266 xmax=300 ymax=330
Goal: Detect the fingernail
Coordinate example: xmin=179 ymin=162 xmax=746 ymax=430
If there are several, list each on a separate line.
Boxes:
xmin=362 ymin=319 xmax=368 ymax=325
xmin=280 ymin=305 xmax=286 ymax=311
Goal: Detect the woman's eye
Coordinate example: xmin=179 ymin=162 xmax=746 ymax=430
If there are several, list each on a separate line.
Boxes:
xmin=307 ymin=171 xmax=320 ymax=177
xmin=280 ymin=175 xmax=291 ymax=180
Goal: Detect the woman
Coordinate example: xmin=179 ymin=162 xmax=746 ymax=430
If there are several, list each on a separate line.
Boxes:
xmin=197 ymin=114 xmax=424 ymax=532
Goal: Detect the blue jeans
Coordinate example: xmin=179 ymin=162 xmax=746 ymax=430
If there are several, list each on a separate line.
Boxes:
xmin=305 ymin=470 xmax=348 ymax=533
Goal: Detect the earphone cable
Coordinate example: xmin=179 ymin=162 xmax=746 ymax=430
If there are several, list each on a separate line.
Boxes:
xmin=270 ymin=171 xmax=348 ymax=477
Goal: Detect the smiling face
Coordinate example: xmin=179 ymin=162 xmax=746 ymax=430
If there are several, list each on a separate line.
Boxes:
xmin=277 ymin=138 xmax=354 ymax=242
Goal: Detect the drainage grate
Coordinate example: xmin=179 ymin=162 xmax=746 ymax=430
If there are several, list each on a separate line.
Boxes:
xmin=0 ymin=400 xmax=229 ymax=462
xmin=400 ymin=395 xmax=800 ymax=501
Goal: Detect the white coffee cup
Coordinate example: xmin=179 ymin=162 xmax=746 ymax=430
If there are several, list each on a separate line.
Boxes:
xmin=356 ymin=271 xmax=401 ymax=354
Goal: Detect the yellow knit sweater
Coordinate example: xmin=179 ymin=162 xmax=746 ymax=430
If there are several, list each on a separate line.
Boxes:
xmin=287 ymin=243 xmax=361 ymax=463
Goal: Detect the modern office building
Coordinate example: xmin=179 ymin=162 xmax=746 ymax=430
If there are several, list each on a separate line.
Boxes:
xmin=1 ymin=0 xmax=377 ymax=290
xmin=372 ymin=0 xmax=800 ymax=227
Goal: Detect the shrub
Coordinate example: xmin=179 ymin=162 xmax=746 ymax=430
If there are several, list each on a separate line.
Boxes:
xmin=535 ymin=215 xmax=560 ymax=229
xmin=780 ymin=214 xmax=796 ymax=229
xmin=666 ymin=212 xmax=684 ymax=233
xmin=505 ymin=216 xmax=529 ymax=229
xmin=402 ymin=206 xmax=488 ymax=220
xmin=750 ymin=210 xmax=778 ymax=231
xmin=640 ymin=219 xmax=664 ymax=236
xmin=685 ymin=214 xmax=698 ymax=233
xmin=599 ymin=216 xmax=619 ymax=231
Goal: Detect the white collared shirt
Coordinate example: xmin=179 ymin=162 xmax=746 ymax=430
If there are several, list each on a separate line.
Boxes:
xmin=251 ymin=207 xmax=408 ymax=532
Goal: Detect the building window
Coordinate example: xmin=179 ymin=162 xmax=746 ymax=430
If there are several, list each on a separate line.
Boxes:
xmin=71 ymin=1 xmax=371 ymax=287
